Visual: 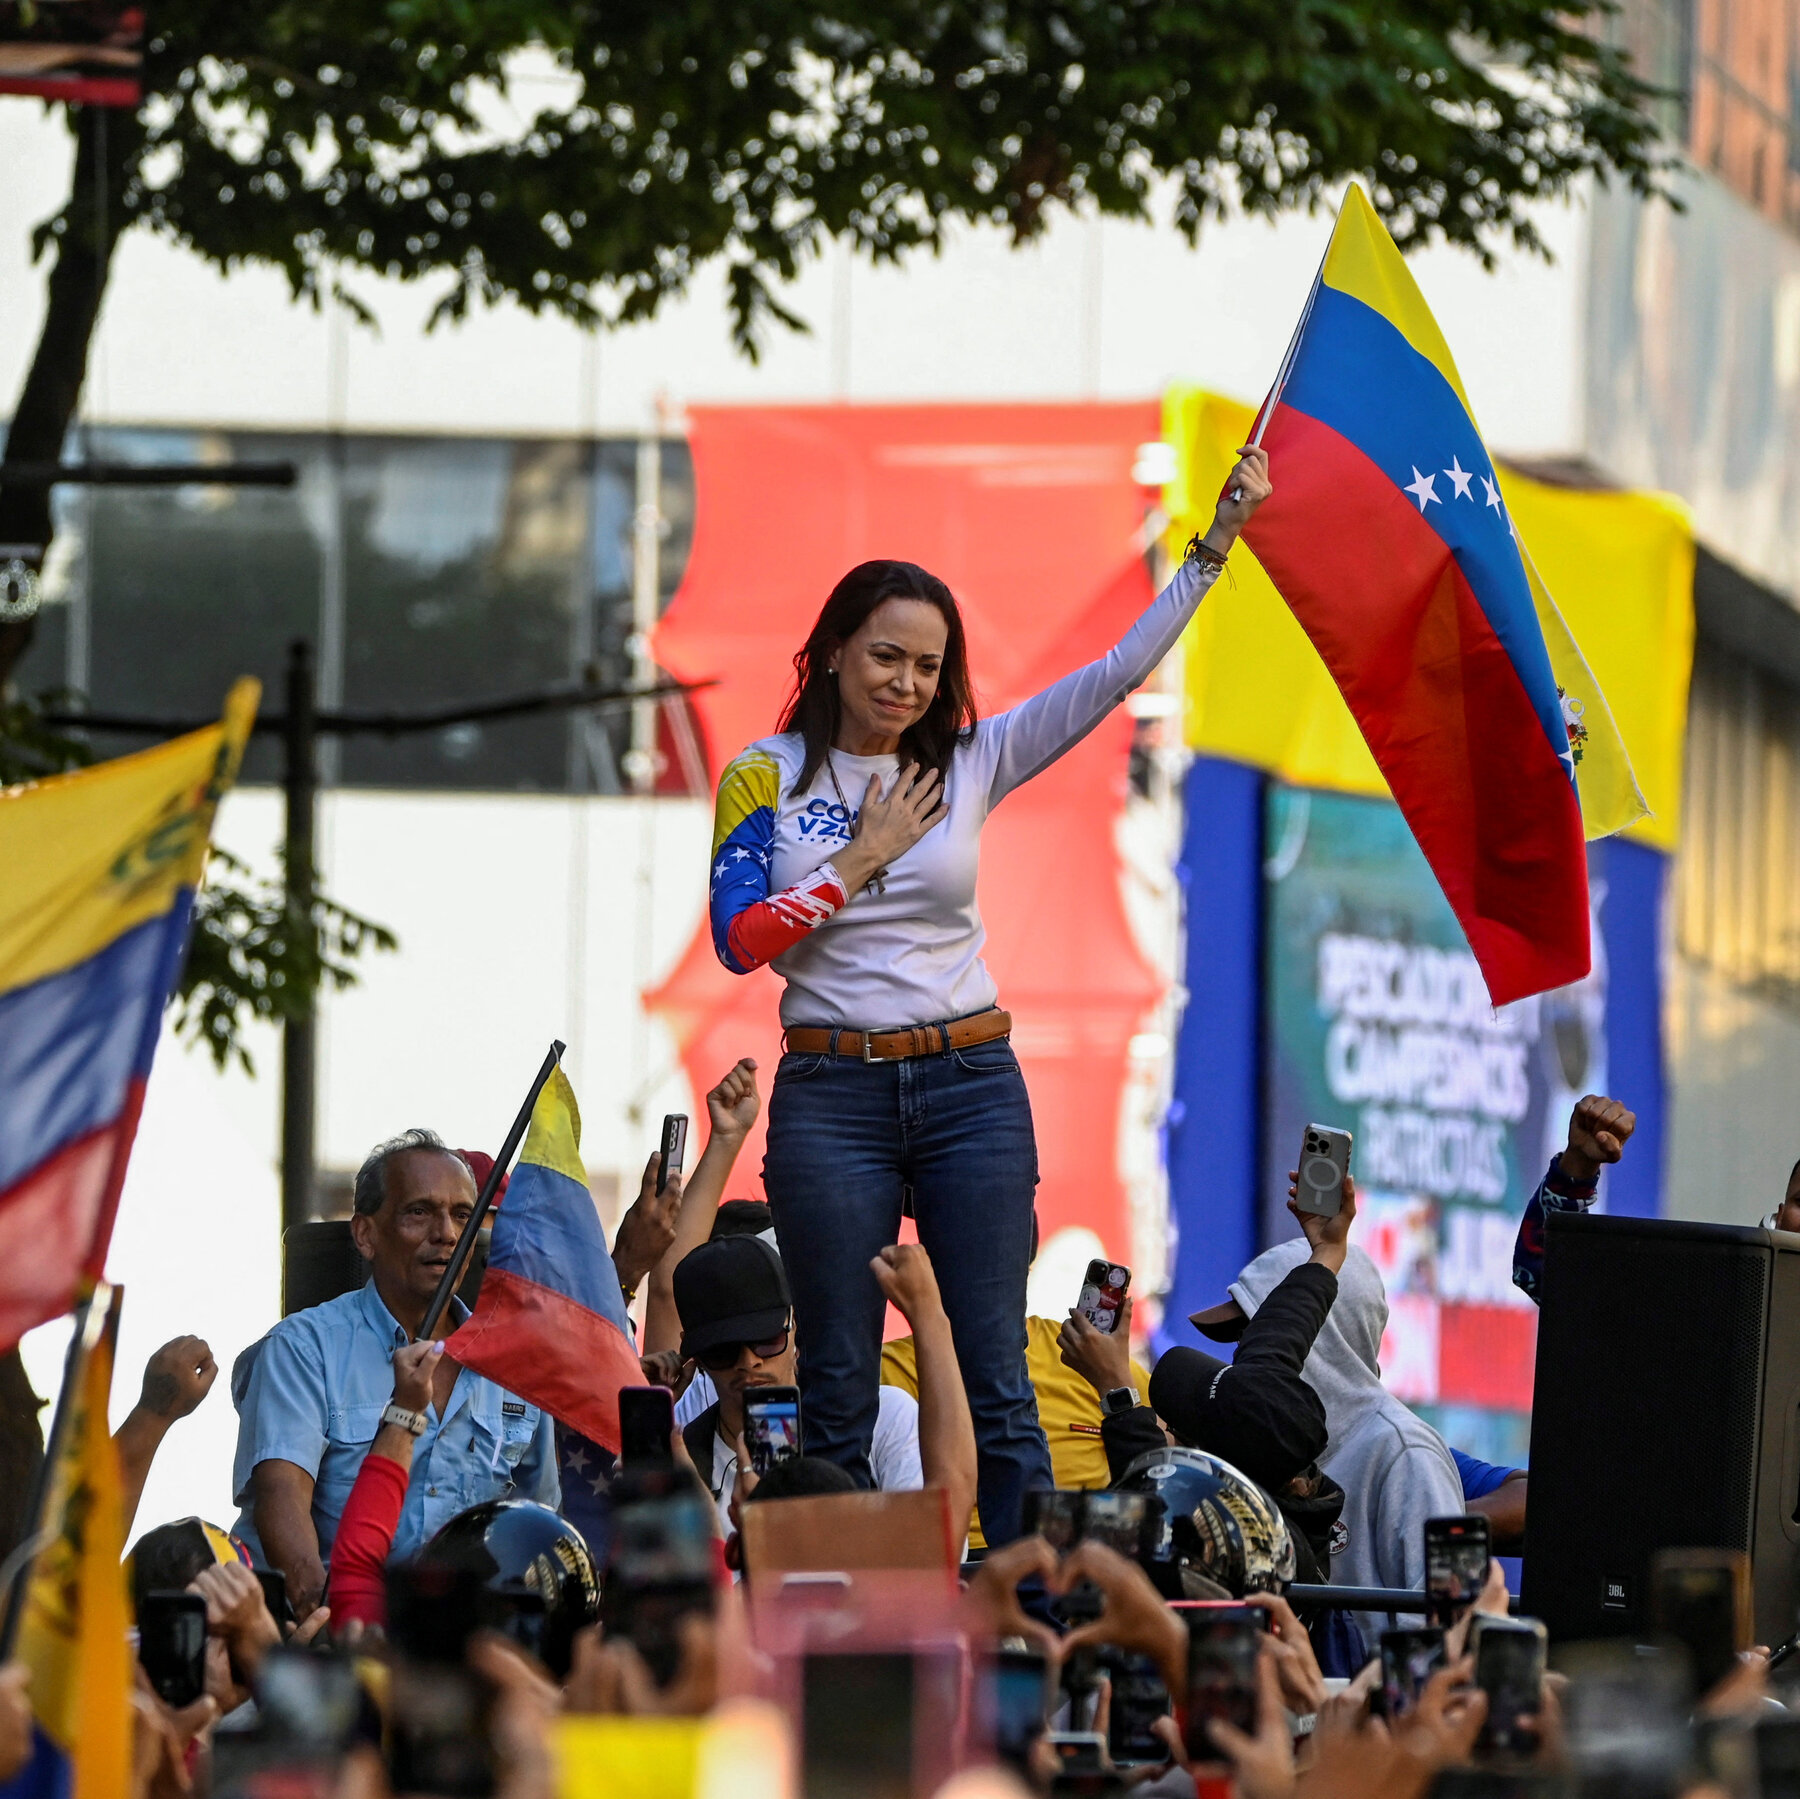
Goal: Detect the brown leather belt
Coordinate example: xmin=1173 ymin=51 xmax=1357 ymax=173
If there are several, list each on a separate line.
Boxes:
xmin=784 ymin=1008 xmax=1012 ymax=1064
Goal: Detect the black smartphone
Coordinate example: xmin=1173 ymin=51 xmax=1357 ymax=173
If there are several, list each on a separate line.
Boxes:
xmin=1379 ymin=1626 xmax=1447 ymax=1720
xmin=1024 ymin=1488 xmax=1085 ymax=1554
xmin=255 ymin=1566 xmax=294 ymax=1631
xmin=138 ymin=1590 xmax=208 ymax=1707
xmin=802 ymin=1652 xmax=913 ymax=1799
xmin=1182 ymin=1611 xmax=1262 ymax=1761
xmin=1651 ymin=1549 xmax=1749 ymax=1696
xmin=1558 ymin=1641 xmax=1693 ymax=1799
xmin=656 ymin=1113 xmax=688 ymax=1196
xmin=1078 ymin=1490 xmax=1149 ymax=1560
xmin=1076 ymin=1260 xmax=1130 ymax=1334
xmin=1102 ymin=1649 xmax=1171 ymax=1766
xmin=1425 ymin=1515 xmax=1491 ymax=1616
xmin=990 ymin=1647 xmax=1051 ymax=1768
xmin=604 ymin=1487 xmax=717 ymax=1687
xmin=1472 ymin=1615 xmax=1548 ymax=1760
xmin=618 ymin=1384 xmax=676 ymax=1471
xmin=743 ymin=1384 xmax=802 ymax=1475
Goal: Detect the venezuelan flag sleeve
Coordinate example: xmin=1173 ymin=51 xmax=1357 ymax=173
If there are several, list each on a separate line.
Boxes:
xmin=446 ymin=1067 xmax=644 ymax=1455
xmin=0 ymin=682 xmax=257 ymax=1353
xmin=708 ymin=745 xmax=847 ymax=975
xmin=1244 ymin=185 xmax=1591 ymax=1007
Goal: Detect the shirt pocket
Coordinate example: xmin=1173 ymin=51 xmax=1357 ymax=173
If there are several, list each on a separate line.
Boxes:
xmin=474 ymin=1405 xmax=539 ymax=1475
xmin=328 ymin=1401 xmax=386 ymax=1453
xmin=499 ymin=1410 xmax=538 ymax=1466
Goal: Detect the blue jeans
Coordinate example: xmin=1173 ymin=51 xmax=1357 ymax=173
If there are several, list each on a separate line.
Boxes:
xmin=762 ymin=1034 xmax=1054 ymax=1546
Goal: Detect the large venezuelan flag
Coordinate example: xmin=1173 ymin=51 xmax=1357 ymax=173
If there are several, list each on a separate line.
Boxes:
xmin=10 ymin=1288 xmax=132 ymax=1799
xmin=1245 ymin=186 xmax=1590 ymax=1007
xmin=447 ymin=1066 xmax=644 ymax=1454
xmin=0 ymin=682 xmax=257 ymax=1352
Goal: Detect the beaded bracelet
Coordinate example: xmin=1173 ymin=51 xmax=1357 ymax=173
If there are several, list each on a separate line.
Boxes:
xmin=1184 ymin=533 xmax=1228 ymax=572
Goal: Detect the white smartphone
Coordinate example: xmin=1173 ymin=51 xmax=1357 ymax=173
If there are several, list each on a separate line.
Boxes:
xmin=1294 ymin=1124 xmax=1353 ymax=1217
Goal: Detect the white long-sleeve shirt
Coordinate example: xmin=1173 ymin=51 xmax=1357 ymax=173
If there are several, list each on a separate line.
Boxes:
xmin=708 ymin=553 xmax=1219 ymax=1028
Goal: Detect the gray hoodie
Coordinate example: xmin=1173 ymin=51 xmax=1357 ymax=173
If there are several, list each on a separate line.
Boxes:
xmin=1230 ymin=1240 xmax=1465 ymax=1646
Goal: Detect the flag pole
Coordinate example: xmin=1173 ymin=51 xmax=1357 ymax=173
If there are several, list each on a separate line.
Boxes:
xmin=0 ymin=1283 xmax=112 ymax=1658
xmin=418 ymin=1040 xmax=565 ymax=1342
xmin=1227 ymin=229 xmax=1331 ymax=500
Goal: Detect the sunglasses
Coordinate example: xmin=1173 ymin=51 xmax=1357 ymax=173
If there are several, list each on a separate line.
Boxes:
xmin=696 ymin=1327 xmax=791 ymax=1373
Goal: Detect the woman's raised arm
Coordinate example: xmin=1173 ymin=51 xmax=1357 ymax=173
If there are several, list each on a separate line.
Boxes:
xmin=984 ymin=444 xmax=1271 ymax=806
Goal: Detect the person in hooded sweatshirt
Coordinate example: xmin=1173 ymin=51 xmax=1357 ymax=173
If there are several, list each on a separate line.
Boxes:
xmin=1188 ymin=1168 xmax=1465 ymax=1651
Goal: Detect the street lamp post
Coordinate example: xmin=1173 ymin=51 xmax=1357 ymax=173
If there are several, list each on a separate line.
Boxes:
xmin=281 ymin=640 xmax=318 ymax=1235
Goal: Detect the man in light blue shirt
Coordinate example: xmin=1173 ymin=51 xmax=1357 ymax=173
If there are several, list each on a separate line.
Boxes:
xmin=232 ymin=1129 xmax=557 ymax=1615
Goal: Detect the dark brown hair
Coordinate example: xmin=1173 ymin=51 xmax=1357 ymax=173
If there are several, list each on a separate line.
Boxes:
xmin=778 ymin=560 xmax=978 ymax=792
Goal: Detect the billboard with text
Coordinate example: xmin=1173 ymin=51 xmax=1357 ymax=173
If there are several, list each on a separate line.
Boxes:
xmin=1263 ymin=783 xmax=1608 ymax=1463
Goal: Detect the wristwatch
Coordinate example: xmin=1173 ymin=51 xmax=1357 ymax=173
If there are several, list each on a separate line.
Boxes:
xmin=381 ymin=1402 xmax=428 ymax=1437
xmin=1102 ymin=1385 xmax=1139 ymax=1417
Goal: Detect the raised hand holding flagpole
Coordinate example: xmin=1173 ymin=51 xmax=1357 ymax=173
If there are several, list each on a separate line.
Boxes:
xmin=417 ymin=1040 xmax=565 ymax=1342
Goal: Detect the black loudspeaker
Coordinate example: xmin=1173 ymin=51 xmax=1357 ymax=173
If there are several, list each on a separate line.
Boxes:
xmin=1522 ymin=1213 xmax=1800 ymax=1645
xmin=281 ymin=1221 xmax=489 ymax=1317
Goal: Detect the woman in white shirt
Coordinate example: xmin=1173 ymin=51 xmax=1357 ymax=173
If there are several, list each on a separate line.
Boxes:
xmin=706 ymin=447 xmax=1271 ymax=1545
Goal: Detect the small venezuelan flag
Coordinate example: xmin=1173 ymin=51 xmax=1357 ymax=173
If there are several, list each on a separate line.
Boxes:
xmin=447 ymin=1066 xmax=645 ymax=1455
xmin=1246 ymin=185 xmax=1612 ymax=1007
xmin=12 ymin=1289 xmax=133 ymax=1799
xmin=0 ymin=681 xmax=257 ymax=1352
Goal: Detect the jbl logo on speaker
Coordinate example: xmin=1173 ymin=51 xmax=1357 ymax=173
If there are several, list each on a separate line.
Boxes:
xmin=1600 ymin=1577 xmax=1630 ymax=1612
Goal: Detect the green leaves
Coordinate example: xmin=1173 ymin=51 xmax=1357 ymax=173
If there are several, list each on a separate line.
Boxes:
xmin=170 ymin=847 xmax=398 ymax=1075
xmin=65 ymin=0 xmax=1666 ymax=356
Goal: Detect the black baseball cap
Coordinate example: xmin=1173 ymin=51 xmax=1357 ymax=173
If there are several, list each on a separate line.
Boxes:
xmin=673 ymin=1235 xmax=791 ymax=1360
xmin=1148 ymin=1346 xmax=1327 ymax=1489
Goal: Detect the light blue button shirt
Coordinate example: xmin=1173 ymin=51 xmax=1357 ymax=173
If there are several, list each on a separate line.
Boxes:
xmin=231 ymin=1280 xmax=559 ymax=1566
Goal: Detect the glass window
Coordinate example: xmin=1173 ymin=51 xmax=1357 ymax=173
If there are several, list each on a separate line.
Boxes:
xmin=4 ymin=426 xmax=699 ymax=795
xmin=80 ymin=427 xmax=324 ymax=784
xmin=337 ymin=436 xmax=584 ymax=791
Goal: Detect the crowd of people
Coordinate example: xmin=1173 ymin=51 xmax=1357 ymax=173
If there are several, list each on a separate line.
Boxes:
xmin=0 ymin=1062 xmax=1786 ymax=1799
xmin=0 ymin=460 xmax=1781 ymax=1796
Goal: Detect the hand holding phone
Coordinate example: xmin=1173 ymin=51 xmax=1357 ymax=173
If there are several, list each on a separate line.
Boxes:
xmin=989 ymin=1648 xmax=1052 ymax=1768
xmin=656 ymin=1114 xmax=688 ymax=1196
xmin=1651 ymin=1548 xmax=1750 ymax=1696
xmin=1075 ymin=1261 xmax=1130 ymax=1334
xmin=138 ymin=1590 xmax=209 ymax=1708
xmin=1425 ymin=1515 xmax=1491 ymax=1618
xmin=1292 ymin=1124 xmax=1352 ymax=1217
xmin=1182 ymin=1612 xmax=1263 ymax=1763
xmin=1472 ymin=1614 xmax=1548 ymax=1760
xmin=1378 ymin=1626 xmax=1447 ymax=1720
xmin=742 ymin=1384 xmax=801 ymax=1475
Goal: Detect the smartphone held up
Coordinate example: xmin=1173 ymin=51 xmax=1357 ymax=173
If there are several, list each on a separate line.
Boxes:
xmin=656 ymin=1113 xmax=689 ymax=1196
xmin=744 ymin=1385 xmax=802 ymax=1475
xmin=1294 ymin=1123 xmax=1352 ymax=1217
xmin=1425 ymin=1514 xmax=1491 ymax=1617
xmin=1075 ymin=1261 xmax=1130 ymax=1334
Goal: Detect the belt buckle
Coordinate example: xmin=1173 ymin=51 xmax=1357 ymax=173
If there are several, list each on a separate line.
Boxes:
xmin=861 ymin=1031 xmax=904 ymax=1064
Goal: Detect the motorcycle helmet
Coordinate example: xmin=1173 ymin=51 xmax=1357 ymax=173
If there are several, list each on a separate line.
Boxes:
xmin=1115 ymin=1447 xmax=1296 ymax=1599
xmin=416 ymin=1499 xmax=600 ymax=1676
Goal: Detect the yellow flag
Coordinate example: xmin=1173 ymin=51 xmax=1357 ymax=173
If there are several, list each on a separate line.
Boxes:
xmin=15 ymin=1289 xmax=132 ymax=1798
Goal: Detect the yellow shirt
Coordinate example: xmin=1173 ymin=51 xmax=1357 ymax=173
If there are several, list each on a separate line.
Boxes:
xmin=881 ymin=1315 xmax=1151 ymax=1550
